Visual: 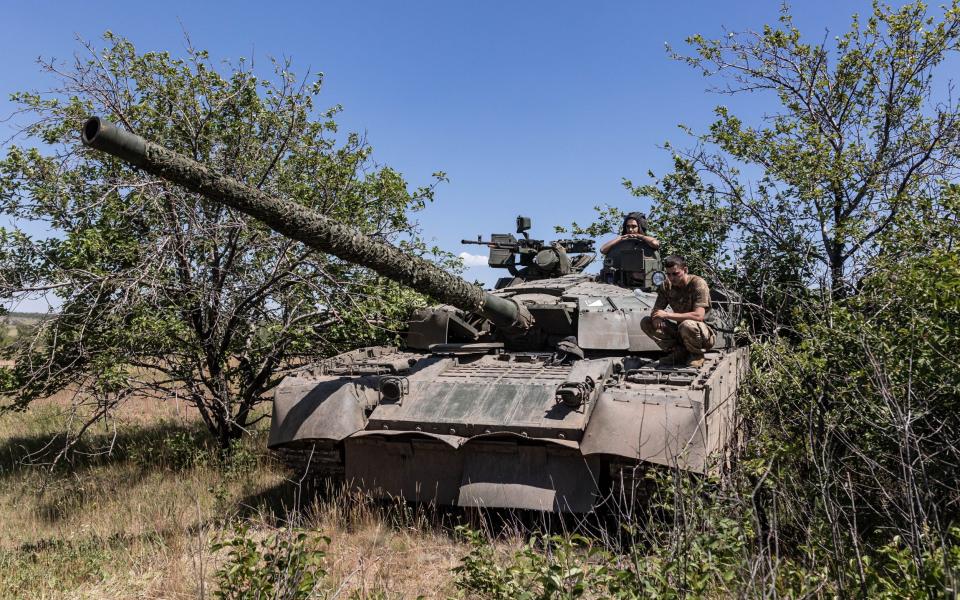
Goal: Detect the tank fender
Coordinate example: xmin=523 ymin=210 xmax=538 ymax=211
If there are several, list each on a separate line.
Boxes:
xmin=267 ymin=375 xmax=376 ymax=448
xmin=580 ymin=388 xmax=709 ymax=473
xmin=457 ymin=442 xmax=601 ymax=512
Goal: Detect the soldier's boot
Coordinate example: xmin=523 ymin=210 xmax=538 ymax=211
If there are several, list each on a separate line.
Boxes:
xmin=686 ymin=352 xmax=705 ymax=368
xmin=656 ymin=348 xmax=689 ymax=367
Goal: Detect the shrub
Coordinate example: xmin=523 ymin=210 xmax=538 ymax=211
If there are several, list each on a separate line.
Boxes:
xmin=211 ymin=523 xmax=329 ymax=600
xmin=454 ymin=527 xmax=619 ymax=600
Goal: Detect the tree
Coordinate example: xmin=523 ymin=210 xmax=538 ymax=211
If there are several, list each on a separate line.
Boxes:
xmin=629 ymin=5 xmax=960 ymax=589
xmin=0 ymin=34 xmax=446 ymax=452
xmin=635 ymin=1 xmax=960 ymax=299
xmin=624 ymin=156 xmax=737 ymax=276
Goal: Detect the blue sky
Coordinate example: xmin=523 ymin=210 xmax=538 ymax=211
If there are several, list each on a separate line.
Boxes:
xmin=0 ymin=1 xmax=915 ymax=309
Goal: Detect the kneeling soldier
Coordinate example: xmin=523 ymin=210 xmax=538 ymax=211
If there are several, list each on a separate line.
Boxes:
xmin=640 ymin=255 xmax=715 ymax=368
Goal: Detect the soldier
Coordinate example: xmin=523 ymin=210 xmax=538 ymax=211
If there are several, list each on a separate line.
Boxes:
xmin=640 ymin=255 xmax=715 ymax=368
xmin=599 ymin=212 xmax=660 ymax=254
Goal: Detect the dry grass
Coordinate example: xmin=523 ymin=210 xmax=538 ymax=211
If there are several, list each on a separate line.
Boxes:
xmin=301 ymin=497 xmax=470 ymax=598
xmin=0 ymin=395 xmax=484 ymax=599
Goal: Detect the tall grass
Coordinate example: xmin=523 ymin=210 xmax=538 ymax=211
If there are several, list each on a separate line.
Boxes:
xmin=0 ymin=398 xmax=470 ymax=598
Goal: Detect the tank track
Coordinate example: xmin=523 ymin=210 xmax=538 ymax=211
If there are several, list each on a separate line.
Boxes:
xmin=272 ymin=440 xmax=345 ymax=489
xmin=594 ymin=461 xmax=659 ymax=520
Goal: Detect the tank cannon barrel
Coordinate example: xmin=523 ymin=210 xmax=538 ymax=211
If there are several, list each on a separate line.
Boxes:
xmin=80 ymin=116 xmax=532 ymax=329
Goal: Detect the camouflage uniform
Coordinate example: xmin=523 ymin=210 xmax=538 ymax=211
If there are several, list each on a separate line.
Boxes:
xmin=640 ymin=275 xmax=716 ymax=354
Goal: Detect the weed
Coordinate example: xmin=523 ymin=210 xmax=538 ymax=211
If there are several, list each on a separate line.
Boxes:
xmin=211 ymin=522 xmax=330 ymax=599
xmin=454 ymin=526 xmax=622 ymax=599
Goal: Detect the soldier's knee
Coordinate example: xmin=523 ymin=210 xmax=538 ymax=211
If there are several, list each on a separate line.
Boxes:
xmin=679 ymin=321 xmax=711 ymax=350
xmin=640 ymin=316 xmax=655 ymax=335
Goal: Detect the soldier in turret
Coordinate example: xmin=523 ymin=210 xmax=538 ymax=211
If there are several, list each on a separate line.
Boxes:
xmin=640 ymin=255 xmax=715 ymax=368
xmin=599 ymin=212 xmax=660 ymax=254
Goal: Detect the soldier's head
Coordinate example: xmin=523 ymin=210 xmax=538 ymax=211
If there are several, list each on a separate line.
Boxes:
xmin=620 ymin=212 xmax=648 ymax=235
xmin=663 ymin=255 xmax=690 ymax=286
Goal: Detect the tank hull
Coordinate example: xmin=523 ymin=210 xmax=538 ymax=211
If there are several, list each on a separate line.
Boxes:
xmin=269 ymin=345 xmax=748 ymax=513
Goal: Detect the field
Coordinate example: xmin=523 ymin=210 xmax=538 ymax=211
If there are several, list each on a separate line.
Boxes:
xmin=0 ymin=312 xmax=45 ymax=351
xmin=0 ymin=394 xmax=482 ymax=599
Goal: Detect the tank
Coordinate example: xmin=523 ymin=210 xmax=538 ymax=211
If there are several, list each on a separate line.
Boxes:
xmin=82 ymin=116 xmax=748 ymax=513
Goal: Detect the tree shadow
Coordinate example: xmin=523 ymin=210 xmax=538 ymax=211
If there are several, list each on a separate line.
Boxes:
xmin=233 ymin=474 xmax=315 ymax=523
xmin=234 ymin=473 xmax=470 ymax=534
xmin=0 ymin=419 xmax=218 ymax=480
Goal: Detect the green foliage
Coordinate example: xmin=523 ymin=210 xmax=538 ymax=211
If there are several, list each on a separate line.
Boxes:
xmin=0 ymin=33 xmax=447 ymax=448
xmin=125 ymin=427 xmax=216 ymax=471
xmin=454 ymin=514 xmax=764 ymax=598
xmin=0 ymin=534 xmax=148 ymax=597
xmin=857 ymin=529 xmax=960 ymax=599
xmin=621 ymin=471 xmax=759 ymax=598
xmin=454 ymin=502 xmax=959 ymax=598
xmin=211 ymin=523 xmax=329 ymax=600
xmin=544 ymin=11 xmax=960 ymax=596
xmin=631 ymin=0 xmax=960 ymax=307
xmin=748 ymin=249 xmax=959 ymax=499
xmin=123 ymin=426 xmax=261 ymax=475
xmin=553 ymin=203 xmax=625 ymax=238
xmin=625 ymin=153 xmax=737 ymax=275
xmin=735 ymin=245 xmax=960 ymax=594
xmin=455 ymin=470 xmax=758 ymax=598
xmin=455 ymin=527 xmax=622 ymax=600
xmin=622 ymin=15 xmax=960 ymax=588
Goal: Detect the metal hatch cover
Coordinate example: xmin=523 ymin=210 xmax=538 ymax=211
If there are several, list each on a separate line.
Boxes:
xmin=577 ymin=297 xmax=630 ymax=349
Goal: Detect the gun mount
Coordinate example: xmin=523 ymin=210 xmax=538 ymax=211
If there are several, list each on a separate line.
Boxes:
xmin=461 ymin=216 xmax=596 ymax=285
xmin=81 ymin=116 xmax=747 ymax=513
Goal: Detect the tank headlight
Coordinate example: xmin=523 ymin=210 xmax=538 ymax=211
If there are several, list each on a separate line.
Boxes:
xmin=379 ymin=375 xmax=409 ymax=403
xmin=651 ymin=271 xmax=666 ymax=287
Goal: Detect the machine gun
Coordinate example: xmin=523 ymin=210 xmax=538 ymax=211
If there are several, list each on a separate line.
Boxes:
xmin=461 ymin=216 xmax=595 ymax=283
